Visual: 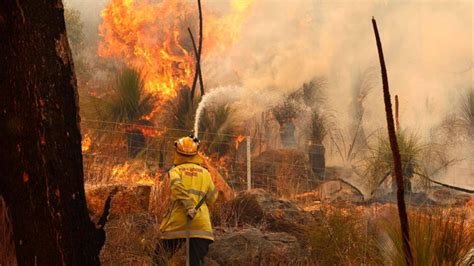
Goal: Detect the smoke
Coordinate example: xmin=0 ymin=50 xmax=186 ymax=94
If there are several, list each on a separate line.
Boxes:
xmin=200 ymin=0 xmax=472 ymax=187
xmin=67 ymin=0 xmax=472 ymax=187
xmin=203 ymin=0 xmax=472 ymax=133
xmin=193 ymin=86 xmax=241 ymax=136
xmin=193 ymin=85 xmax=284 ymax=135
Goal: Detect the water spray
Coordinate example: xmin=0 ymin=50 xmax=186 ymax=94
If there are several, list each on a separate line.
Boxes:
xmin=193 ymin=86 xmax=242 ymax=137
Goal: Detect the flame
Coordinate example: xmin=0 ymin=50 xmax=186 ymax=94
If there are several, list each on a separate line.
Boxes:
xmin=235 ymin=134 xmax=246 ymax=150
xmin=111 ymin=161 xmax=156 ymax=186
xmin=82 ymin=134 xmax=92 ymax=152
xmin=126 ymin=123 xmax=164 ymax=137
xmin=99 ymin=0 xmax=254 ymax=100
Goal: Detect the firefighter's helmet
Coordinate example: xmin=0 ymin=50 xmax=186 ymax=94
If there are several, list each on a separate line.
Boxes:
xmin=174 ymin=136 xmax=200 ymax=156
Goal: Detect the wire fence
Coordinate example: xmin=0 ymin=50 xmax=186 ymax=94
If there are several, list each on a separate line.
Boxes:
xmin=81 ymin=119 xmax=474 ymax=196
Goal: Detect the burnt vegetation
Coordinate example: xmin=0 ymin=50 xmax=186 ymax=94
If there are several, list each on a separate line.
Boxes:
xmin=1 ymin=1 xmax=473 ymax=265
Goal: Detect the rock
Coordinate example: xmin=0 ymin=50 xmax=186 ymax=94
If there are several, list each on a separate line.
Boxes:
xmin=428 ymin=188 xmax=472 ymax=206
xmin=319 ymin=180 xmax=364 ymax=203
xmin=86 ymin=184 xmax=152 ymax=219
xmin=229 ymin=189 xmax=313 ymax=243
xmin=251 ymin=149 xmax=314 ymax=194
xmin=207 ymin=229 xmax=305 ymax=265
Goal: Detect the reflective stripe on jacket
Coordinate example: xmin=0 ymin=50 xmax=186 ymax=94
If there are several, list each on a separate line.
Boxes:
xmin=160 ymin=154 xmax=218 ymax=241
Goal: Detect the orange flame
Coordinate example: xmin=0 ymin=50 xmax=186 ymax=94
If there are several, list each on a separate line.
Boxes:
xmin=126 ymin=123 xmax=164 ymax=137
xmin=99 ymin=0 xmax=254 ymax=99
xmin=111 ymin=161 xmax=156 ymax=186
xmin=235 ymin=134 xmax=246 ymax=150
xmin=82 ymin=134 xmax=92 ymax=152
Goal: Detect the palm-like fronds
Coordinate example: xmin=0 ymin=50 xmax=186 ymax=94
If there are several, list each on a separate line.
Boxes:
xmin=199 ymin=104 xmax=235 ymax=156
xmin=272 ymin=97 xmax=301 ymax=125
xmin=102 ymin=68 xmax=156 ymax=123
xmin=162 ymin=87 xmax=200 ymax=131
xmin=161 ymin=87 xmax=236 ymax=158
xmin=308 ymin=109 xmax=329 ymax=144
xmin=460 ymin=88 xmax=474 ymax=136
xmin=89 ymin=68 xmax=156 ymax=158
xmin=365 ymin=131 xmax=426 ymax=191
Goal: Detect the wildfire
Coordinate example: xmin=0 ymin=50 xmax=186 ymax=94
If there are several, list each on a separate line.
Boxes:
xmin=111 ymin=161 xmax=156 ymax=186
xmin=82 ymin=133 xmax=92 ymax=152
xmin=99 ymin=0 xmax=254 ymax=99
xmin=235 ymin=134 xmax=246 ymax=150
xmin=125 ymin=123 xmax=164 ymax=137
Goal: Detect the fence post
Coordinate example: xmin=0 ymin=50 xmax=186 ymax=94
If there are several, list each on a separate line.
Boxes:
xmin=247 ymin=135 xmax=252 ymax=190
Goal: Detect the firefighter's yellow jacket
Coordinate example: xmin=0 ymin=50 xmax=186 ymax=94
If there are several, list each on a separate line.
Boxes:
xmin=160 ymin=154 xmax=218 ymax=241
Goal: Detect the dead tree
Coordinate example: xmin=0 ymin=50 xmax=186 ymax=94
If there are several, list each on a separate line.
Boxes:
xmin=190 ymin=0 xmax=204 ymax=100
xmin=372 ymin=18 xmax=413 ymax=265
xmin=0 ymin=1 xmax=107 ymax=264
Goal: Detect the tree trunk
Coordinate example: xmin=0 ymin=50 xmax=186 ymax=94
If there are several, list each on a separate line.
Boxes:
xmin=372 ymin=18 xmax=413 ymax=265
xmin=126 ymin=129 xmax=145 ymax=158
xmin=308 ymin=143 xmax=325 ymax=181
xmin=0 ymin=1 xmax=104 ymax=265
xmin=279 ymin=122 xmax=296 ymax=148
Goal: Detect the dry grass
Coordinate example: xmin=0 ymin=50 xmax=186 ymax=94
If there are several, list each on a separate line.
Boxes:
xmin=100 ymin=213 xmax=160 ymax=266
xmin=380 ymin=206 xmax=474 ymax=266
xmin=305 ymin=204 xmax=382 ymax=265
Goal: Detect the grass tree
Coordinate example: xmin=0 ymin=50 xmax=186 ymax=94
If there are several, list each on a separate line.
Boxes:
xmin=199 ymin=104 xmax=236 ymax=157
xmin=161 ymin=87 xmax=236 ymax=162
xmin=94 ymin=68 xmax=157 ymax=158
xmin=307 ymin=109 xmax=329 ymax=179
xmin=365 ymin=131 xmax=425 ymax=194
xmin=163 ymin=87 xmax=200 ymax=132
xmin=272 ymin=96 xmax=301 ymax=147
xmin=460 ymin=87 xmax=474 ymax=138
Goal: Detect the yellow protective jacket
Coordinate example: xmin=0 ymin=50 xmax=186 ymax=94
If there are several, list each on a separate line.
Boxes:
xmin=160 ymin=154 xmax=218 ymax=241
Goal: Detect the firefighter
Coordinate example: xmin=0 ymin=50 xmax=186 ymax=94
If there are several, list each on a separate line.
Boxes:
xmin=156 ymin=136 xmax=218 ymax=265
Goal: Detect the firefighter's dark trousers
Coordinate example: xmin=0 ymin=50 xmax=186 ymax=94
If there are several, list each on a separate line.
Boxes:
xmin=155 ymin=238 xmax=213 ymax=266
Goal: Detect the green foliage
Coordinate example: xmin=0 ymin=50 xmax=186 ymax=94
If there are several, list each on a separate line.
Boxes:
xmin=161 ymin=87 xmax=236 ymax=157
xmin=96 ymin=68 xmax=156 ymax=123
xmin=162 ymin=87 xmax=200 ymax=131
xmin=364 ymin=131 xmax=426 ymax=191
xmin=380 ymin=207 xmax=474 ymax=265
xmin=199 ymin=104 xmax=236 ymax=156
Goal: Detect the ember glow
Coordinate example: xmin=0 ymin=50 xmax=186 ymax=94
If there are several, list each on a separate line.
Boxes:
xmin=235 ymin=134 xmax=246 ymax=150
xmin=81 ymin=133 xmax=91 ymax=152
xmin=111 ymin=161 xmax=156 ymax=185
xmin=98 ymin=0 xmax=254 ymax=100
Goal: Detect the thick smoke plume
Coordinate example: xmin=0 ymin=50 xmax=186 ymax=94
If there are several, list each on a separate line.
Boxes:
xmin=67 ymin=0 xmax=472 ymax=187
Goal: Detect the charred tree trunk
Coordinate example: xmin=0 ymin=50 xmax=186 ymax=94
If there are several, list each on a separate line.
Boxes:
xmin=308 ymin=143 xmax=325 ymax=181
xmin=372 ymin=18 xmax=413 ymax=265
xmin=190 ymin=0 xmax=204 ymax=100
xmin=0 ymin=1 xmax=105 ymax=264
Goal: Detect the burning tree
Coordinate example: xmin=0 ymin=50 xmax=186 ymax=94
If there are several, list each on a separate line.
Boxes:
xmin=93 ymin=68 xmax=157 ymax=158
xmin=0 ymin=0 xmax=107 ymax=263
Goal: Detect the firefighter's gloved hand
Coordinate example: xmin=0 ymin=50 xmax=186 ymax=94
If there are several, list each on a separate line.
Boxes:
xmin=187 ymin=209 xmax=197 ymax=220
